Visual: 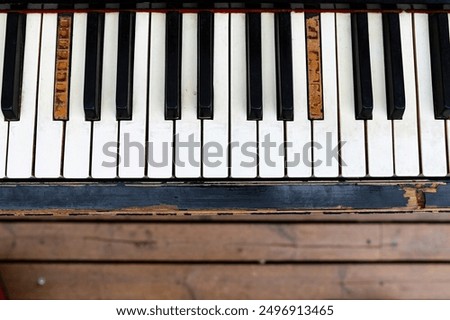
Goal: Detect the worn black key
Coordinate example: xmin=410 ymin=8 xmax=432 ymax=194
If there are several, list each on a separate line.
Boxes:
xmin=246 ymin=13 xmax=263 ymax=120
xmin=275 ymin=12 xmax=294 ymax=121
xmin=197 ymin=11 xmax=214 ymax=119
xmin=165 ymin=11 xmax=182 ymax=120
xmin=84 ymin=12 xmax=104 ymax=121
xmin=1 ymin=13 xmax=26 ymax=121
xmin=429 ymin=13 xmax=450 ymax=119
xmin=383 ymin=13 xmax=405 ymax=120
xmin=116 ymin=12 xmax=135 ymax=120
xmin=351 ymin=12 xmax=373 ymax=120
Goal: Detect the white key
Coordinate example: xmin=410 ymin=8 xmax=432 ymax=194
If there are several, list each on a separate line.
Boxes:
xmin=148 ymin=13 xmax=173 ymax=178
xmin=34 ymin=14 xmax=63 ymax=178
xmin=447 ymin=13 xmax=450 ymax=174
xmin=393 ymin=12 xmax=420 ymax=177
xmin=258 ymin=13 xmax=284 ymax=178
xmin=415 ymin=13 xmax=447 ymax=176
xmin=175 ymin=14 xmax=201 ymax=178
xmin=336 ymin=13 xmax=366 ymax=178
xmin=230 ymin=14 xmax=257 ymax=178
xmin=91 ymin=13 xmax=119 ymax=178
xmin=118 ymin=13 xmax=149 ymax=178
xmin=286 ymin=12 xmax=312 ymax=178
xmin=6 ymin=15 xmax=41 ymax=178
xmin=202 ymin=13 xmax=229 ymax=178
xmin=0 ymin=14 xmax=8 ymax=178
xmin=366 ymin=13 xmax=394 ymax=177
xmin=63 ymin=13 xmax=91 ymax=178
xmin=312 ymin=13 xmax=339 ymax=177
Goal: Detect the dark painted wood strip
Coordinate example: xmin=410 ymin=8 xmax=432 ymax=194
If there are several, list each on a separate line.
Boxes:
xmin=423 ymin=183 xmax=450 ymax=207
xmin=0 ymin=182 xmax=410 ymax=210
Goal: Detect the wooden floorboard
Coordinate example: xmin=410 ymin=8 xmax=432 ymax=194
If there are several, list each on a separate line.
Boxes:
xmin=1 ymin=263 xmax=450 ymax=299
xmin=2 ymin=216 xmax=450 ymax=299
xmin=1 ymin=222 xmax=450 ymax=262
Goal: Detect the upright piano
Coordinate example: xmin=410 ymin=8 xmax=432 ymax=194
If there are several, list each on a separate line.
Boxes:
xmin=0 ymin=0 xmax=449 ymax=215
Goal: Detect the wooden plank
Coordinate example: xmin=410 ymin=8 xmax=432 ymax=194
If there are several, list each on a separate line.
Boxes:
xmin=2 ymin=263 xmax=450 ymax=299
xmin=0 ymin=182 xmax=414 ymax=211
xmin=2 ymin=222 xmax=450 ymax=261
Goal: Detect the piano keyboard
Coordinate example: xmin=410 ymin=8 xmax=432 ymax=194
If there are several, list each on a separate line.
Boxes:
xmin=0 ymin=10 xmax=450 ymax=179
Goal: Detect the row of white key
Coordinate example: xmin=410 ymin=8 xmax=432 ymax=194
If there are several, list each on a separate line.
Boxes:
xmin=0 ymin=12 xmax=448 ymax=178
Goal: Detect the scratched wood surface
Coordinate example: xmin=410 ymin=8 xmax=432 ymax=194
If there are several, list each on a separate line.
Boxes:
xmin=2 ymin=218 xmax=450 ymax=299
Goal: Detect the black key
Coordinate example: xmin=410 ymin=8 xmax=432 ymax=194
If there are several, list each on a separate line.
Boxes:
xmin=351 ymin=12 xmax=373 ymax=120
xmin=383 ymin=13 xmax=405 ymax=120
xmin=1 ymin=13 xmax=26 ymax=121
xmin=116 ymin=12 xmax=135 ymax=120
xmin=429 ymin=13 xmax=450 ymax=119
xmin=165 ymin=11 xmax=182 ymax=120
xmin=84 ymin=12 xmax=104 ymax=121
xmin=275 ymin=12 xmax=294 ymax=121
xmin=197 ymin=11 xmax=214 ymax=119
xmin=246 ymin=13 xmax=263 ymax=120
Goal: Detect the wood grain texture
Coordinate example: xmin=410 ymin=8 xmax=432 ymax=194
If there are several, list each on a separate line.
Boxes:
xmin=1 ymin=263 xmax=450 ymax=299
xmin=1 ymin=222 xmax=450 ymax=261
xmin=306 ymin=13 xmax=323 ymax=120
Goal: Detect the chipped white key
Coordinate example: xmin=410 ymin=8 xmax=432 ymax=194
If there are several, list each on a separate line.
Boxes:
xmin=63 ymin=13 xmax=91 ymax=178
xmin=259 ymin=13 xmax=284 ymax=178
xmin=230 ymin=14 xmax=257 ymax=178
xmin=91 ymin=13 xmax=119 ymax=178
xmin=202 ymin=13 xmax=229 ymax=178
xmin=415 ymin=13 xmax=447 ymax=177
xmin=118 ymin=13 xmax=148 ymax=178
xmin=34 ymin=14 xmax=63 ymax=178
xmin=148 ymin=13 xmax=173 ymax=178
xmin=366 ymin=13 xmax=394 ymax=177
xmin=6 ymin=15 xmax=41 ymax=178
xmin=286 ymin=12 xmax=312 ymax=178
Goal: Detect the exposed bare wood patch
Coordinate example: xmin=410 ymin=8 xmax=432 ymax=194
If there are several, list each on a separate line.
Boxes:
xmin=53 ymin=14 xmax=72 ymax=120
xmin=401 ymin=183 xmax=442 ymax=209
xmin=306 ymin=13 xmax=323 ymax=120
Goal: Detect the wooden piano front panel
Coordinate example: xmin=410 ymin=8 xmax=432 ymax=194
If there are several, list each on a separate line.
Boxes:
xmin=1 ymin=212 xmax=450 ymax=299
